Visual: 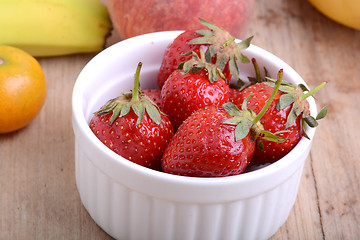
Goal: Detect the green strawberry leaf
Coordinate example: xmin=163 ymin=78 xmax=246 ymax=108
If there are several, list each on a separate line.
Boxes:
xmin=194 ymin=29 xmax=213 ymax=37
xmin=109 ymin=104 xmax=122 ymax=125
xmin=95 ymin=99 xmax=116 ymax=116
xmin=132 ymin=102 xmax=145 ymax=125
xmin=304 ymin=115 xmax=318 ymax=128
xmin=302 ymin=128 xmax=310 ymax=140
xmin=294 ymin=101 xmax=304 ymax=116
xmin=264 ymin=77 xmax=295 ymax=91
xmin=286 ymin=105 xmax=298 ymax=129
xmin=238 ymin=53 xmax=251 ymax=64
xmin=235 ymin=118 xmax=253 ymax=141
xmin=120 ymin=102 xmax=131 ymax=118
xmin=316 ymin=106 xmax=328 ymax=120
xmin=228 ymin=56 xmax=239 ymax=80
xmin=222 ymin=116 xmax=242 ymax=125
xmin=298 ymin=83 xmax=310 ymax=92
xmin=237 ymin=36 xmax=253 ymax=50
xmin=260 ymin=130 xmax=286 ymax=143
xmin=242 ymin=94 xmax=252 ymax=111
xmin=222 ymin=102 xmax=241 ymax=117
xmin=276 ymin=93 xmax=297 ymax=110
xmin=198 ymin=18 xmax=221 ymax=31
xmin=144 ymin=100 xmax=161 ymax=125
xmin=216 ymin=53 xmax=229 ymax=72
xmin=188 ymin=35 xmax=212 ymax=45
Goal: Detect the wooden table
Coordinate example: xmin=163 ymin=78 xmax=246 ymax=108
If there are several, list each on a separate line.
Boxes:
xmin=1 ymin=0 xmax=359 ymax=239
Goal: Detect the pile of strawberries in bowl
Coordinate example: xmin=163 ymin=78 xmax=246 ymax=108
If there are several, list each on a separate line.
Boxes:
xmin=72 ymin=19 xmax=326 ymax=240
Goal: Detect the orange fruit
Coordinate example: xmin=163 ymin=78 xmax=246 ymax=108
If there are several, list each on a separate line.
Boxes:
xmin=0 ymin=45 xmax=46 ymax=133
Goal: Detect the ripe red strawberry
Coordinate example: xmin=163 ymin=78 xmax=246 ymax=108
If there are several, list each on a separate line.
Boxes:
xmin=142 ymin=88 xmax=162 ymax=109
xmin=161 ymin=51 xmax=230 ymax=130
xmin=229 ymin=88 xmax=244 ymax=105
xmin=161 ymin=76 xmax=285 ymax=177
xmin=161 ymin=105 xmax=254 ymax=177
xmin=157 ymin=18 xmax=252 ymax=88
xmin=157 ymin=30 xmax=202 ymax=88
xmin=89 ymin=63 xmax=174 ymax=170
xmin=235 ymin=72 xmax=327 ymax=167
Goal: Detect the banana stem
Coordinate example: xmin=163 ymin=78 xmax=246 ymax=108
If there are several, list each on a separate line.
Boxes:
xmin=253 ymin=69 xmax=283 ymax=124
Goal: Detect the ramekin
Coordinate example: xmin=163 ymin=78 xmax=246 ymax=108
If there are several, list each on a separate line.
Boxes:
xmin=72 ymin=31 xmax=317 ymax=240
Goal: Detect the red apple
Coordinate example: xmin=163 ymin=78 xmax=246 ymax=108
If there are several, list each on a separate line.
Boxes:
xmin=105 ymin=0 xmax=255 ymax=40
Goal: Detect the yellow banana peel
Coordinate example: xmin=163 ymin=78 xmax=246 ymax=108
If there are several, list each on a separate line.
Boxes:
xmin=0 ymin=0 xmax=112 ymax=57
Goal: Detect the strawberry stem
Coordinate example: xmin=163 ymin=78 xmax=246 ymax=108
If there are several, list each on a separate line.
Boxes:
xmin=131 ymin=62 xmax=142 ymax=102
xmin=252 ymin=58 xmax=261 ymax=83
xmin=300 ymin=82 xmax=327 ymax=101
xmin=252 ymin=69 xmax=283 ymax=124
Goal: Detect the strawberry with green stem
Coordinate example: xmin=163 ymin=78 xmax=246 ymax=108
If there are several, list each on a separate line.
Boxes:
xmin=161 ymin=49 xmax=230 ymax=131
xmin=89 ymin=62 xmax=174 ymax=170
xmin=157 ymin=18 xmax=252 ymax=88
xmin=238 ymin=74 xmax=327 ymax=167
xmin=161 ymin=70 xmax=285 ymax=177
xmin=188 ymin=18 xmax=253 ymax=83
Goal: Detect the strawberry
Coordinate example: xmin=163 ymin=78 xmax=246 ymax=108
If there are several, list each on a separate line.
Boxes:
xmin=157 ymin=18 xmax=252 ymax=88
xmin=161 ymin=105 xmax=255 ymax=177
xmin=157 ymin=30 xmax=202 ymax=88
xmin=229 ymin=87 xmax=244 ymax=105
xmin=160 ymin=50 xmax=230 ymax=130
xmin=142 ymin=88 xmax=162 ymax=109
xmin=89 ymin=63 xmax=174 ymax=170
xmin=161 ymin=75 xmax=284 ymax=177
xmin=235 ymin=72 xmax=327 ymax=167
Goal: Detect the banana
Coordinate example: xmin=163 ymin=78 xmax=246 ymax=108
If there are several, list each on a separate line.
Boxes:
xmin=0 ymin=0 xmax=112 ymax=57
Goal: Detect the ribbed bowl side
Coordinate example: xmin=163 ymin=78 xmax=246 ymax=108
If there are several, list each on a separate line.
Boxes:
xmin=75 ymin=140 xmax=305 ymax=240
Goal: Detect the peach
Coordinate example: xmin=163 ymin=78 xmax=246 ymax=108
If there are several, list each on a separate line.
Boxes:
xmin=106 ymin=0 xmax=255 ymax=39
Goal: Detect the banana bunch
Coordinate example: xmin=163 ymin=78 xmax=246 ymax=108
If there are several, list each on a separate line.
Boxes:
xmin=0 ymin=0 xmax=112 ymax=57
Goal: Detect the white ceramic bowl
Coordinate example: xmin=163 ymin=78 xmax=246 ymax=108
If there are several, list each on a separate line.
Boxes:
xmin=72 ymin=31 xmax=317 ymax=240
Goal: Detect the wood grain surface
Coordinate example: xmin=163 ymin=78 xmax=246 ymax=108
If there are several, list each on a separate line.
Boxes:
xmin=1 ymin=0 xmax=359 ymax=239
